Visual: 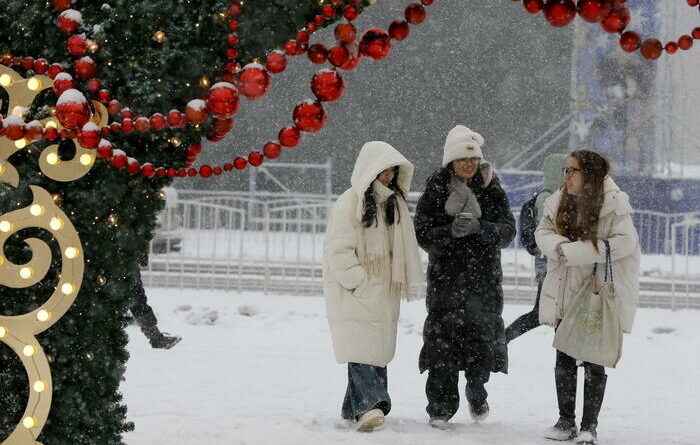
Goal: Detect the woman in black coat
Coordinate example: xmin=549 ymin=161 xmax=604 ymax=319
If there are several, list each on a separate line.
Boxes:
xmin=414 ymin=125 xmax=515 ymax=429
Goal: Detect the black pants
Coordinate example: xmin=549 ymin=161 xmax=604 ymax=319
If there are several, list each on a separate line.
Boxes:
xmin=129 ymin=269 xmax=159 ymax=339
xmin=341 ymin=363 xmax=391 ymax=420
xmin=505 ymin=280 xmax=543 ymax=343
xmin=425 ymin=365 xmax=490 ymax=420
xmin=555 ymin=350 xmax=607 ymax=430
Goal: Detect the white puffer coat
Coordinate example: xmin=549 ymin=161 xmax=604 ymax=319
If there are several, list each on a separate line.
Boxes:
xmin=535 ymin=177 xmax=641 ymax=334
xmin=323 ymin=141 xmax=415 ymax=367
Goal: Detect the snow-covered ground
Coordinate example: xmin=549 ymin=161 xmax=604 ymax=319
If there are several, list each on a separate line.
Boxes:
xmin=122 ymin=289 xmax=699 ymax=445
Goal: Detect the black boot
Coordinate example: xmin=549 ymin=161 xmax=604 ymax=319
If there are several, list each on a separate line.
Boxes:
xmin=579 ymin=366 xmax=607 ymax=444
xmin=545 ymin=353 xmax=578 ymax=440
xmin=149 ymin=331 xmax=182 ymax=349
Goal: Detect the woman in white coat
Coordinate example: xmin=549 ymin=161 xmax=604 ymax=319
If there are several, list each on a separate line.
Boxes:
xmin=323 ymin=141 xmax=424 ymax=432
xmin=535 ymin=150 xmax=640 ymax=445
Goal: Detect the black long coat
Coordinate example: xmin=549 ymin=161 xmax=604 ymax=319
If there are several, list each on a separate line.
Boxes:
xmin=415 ymin=166 xmax=516 ymax=374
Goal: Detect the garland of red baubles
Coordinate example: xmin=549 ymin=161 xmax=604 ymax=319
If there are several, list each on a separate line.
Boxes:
xmin=0 ymin=0 xmax=434 ymax=179
xmin=516 ymin=0 xmax=700 ymax=59
xmin=3 ymin=0 xmax=697 ymax=179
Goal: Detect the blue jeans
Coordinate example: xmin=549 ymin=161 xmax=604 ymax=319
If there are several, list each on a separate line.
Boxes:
xmin=341 ymin=363 xmax=392 ymax=420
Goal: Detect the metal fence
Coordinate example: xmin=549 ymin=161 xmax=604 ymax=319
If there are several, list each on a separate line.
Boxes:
xmin=143 ymin=192 xmax=700 ymax=309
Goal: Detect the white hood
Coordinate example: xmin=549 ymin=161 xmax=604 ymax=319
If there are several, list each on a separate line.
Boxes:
xmin=350 ymin=141 xmax=414 ymax=217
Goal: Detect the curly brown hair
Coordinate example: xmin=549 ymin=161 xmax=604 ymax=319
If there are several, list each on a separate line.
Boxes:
xmin=555 ymin=150 xmax=611 ymax=252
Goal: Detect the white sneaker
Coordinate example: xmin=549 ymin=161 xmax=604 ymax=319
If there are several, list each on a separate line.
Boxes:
xmin=428 ymin=417 xmax=450 ymax=430
xmin=356 ymin=408 xmax=384 ymax=432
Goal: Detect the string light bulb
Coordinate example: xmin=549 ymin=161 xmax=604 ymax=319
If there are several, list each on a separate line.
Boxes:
xmin=61 ymin=283 xmax=75 ymax=295
xmin=22 ymin=416 xmax=37 ymax=429
xmin=27 ymin=77 xmax=42 ymax=91
xmin=49 ymin=217 xmax=64 ymax=230
xmin=30 ymin=204 xmax=45 ymax=216
xmin=107 ymin=213 xmax=118 ymax=226
xmin=0 ymin=326 xmax=6 ymax=338
xmin=23 ymin=345 xmax=36 ymax=357
xmin=33 ymin=380 xmax=47 ymax=393
xmin=19 ymin=267 xmax=34 ymax=279
xmin=153 ymin=30 xmax=167 ymax=43
xmin=0 ymin=74 xmax=13 ymax=87
xmin=0 ymin=220 xmax=13 ymax=232
xmin=65 ymin=247 xmax=79 ymax=259
xmin=37 ymin=310 xmax=51 ymax=322
xmin=199 ymin=76 xmax=210 ymax=87
xmin=46 ymin=152 xmax=59 ymax=165
xmin=80 ymin=154 xmax=94 ymax=166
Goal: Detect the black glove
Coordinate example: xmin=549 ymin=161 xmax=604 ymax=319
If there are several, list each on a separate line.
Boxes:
xmin=451 ymin=216 xmax=480 ymax=238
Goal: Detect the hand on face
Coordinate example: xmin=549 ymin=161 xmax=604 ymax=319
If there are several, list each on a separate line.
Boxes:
xmin=452 ymin=157 xmax=480 ymax=180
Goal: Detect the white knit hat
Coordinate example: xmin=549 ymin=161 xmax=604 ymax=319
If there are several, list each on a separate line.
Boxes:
xmin=441 ymin=125 xmax=485 ymax=167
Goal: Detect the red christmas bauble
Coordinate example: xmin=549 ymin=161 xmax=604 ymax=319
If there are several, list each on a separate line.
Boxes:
xmin=142 ymin=164 xmax=156 ymax=178
xmin=344 ymin=5 xmax=359 ymax=20
xmin=212 ymin=117 xmax=234 ymax=135
xmin=150 ymin=113 xmax=167 ymax=130
xmin=577 ymin=0 xmax=612 ymax=23
xmin=78 ymin=123 xmax=100 ymax=148
xmin=53 ymin=73 xmax=74 ymax=97
xmin=87 ymin=78 xmax=101 ymax=93
xmin=693 ymin=27 xmax=700 ymax=40
xmin=248 ymin=151 xmax=264 ymax=167
xmin=523 ymin=0 xmax=544 ymax=13
xmin=339 ymin=43 xmax=361 ymax=70
xmin=25 ymin=121 xmax=43 ymax=141
xmin=322 ymin=4 xmax=336 ymax=19
xmin=293 ymin=100 xmax=326 ymax=133
xmin=360 ymin=29 xmax=392 ymax=61
xmin=54 ymin=0 xmax=72 ymax=11
xmin=67 ymin=34 xmax=87 ymax=56
xmin=34 ymin=59 xmax=49 ymax=74
xmin=307 ymin=44 xmax=329 ymax=64
xmin=263 ymin=142 xmax=282 ymax=159
xmin=3 ymin=117 xmax=26 ymax=141
xmin=422 ymin=0 xmax=435 ymax=5
xmin=297 ymin=30 xmax=310 ymax=44
xmin=74 ymin=56 xmax=96 ymax=80
xmin=57 ymin=10 xmax=81 ymax=35
xmin=135 ymin=117 xmax=150 ymax=133
xmin=640 ymin=38 xmax=663 ymax=60
xmin=665 ymin=41 xmax=679 ymax=54
xmin=185 ymin=99 xmax=209 ymax=124
xmin=279 ymin=126 xmax=301 ymax=147
xmin=127 ymin=159 xmax=141 ymax=175
xmin=167 ymin=110 xmax=185 ymax=127
xmin=405 ymin=3 xmax=427 ymax=24
xmin=48 ymin=64 xmax=63 ymax=79
xmin=199 ymin=165 xmax=213 ymax=178
xmin=233 ymin=157 xmax=248 ymax=170
xmin=98 ymin=89 xmax=111 ymax=103
xmin=543 ymin=0 xmax=577 ymax=27
xmin=188 ymin=142 xmax=203 ymax=157
xmin=311 ymin=70 xmax=345 ymax=102
xmin=111 ymin=153 xmax=128 ymax=169
xmin=121 ymin=118 xmax=135 ymax=133
xmin=678 ymin=35 xmax=694 ymax=51
xmin=335 ymin=23 xmax=357 ymax=44
xmin=600 ymin=4 xmax=630 ymax=33
xmin=619 ymin=31 xmax=641 ymax=52
xmin=206 ymin=83 xmax=240 ymax=118
xmin=228 ymin=3 xmax=242 ymax=16
xmin=108 ymin=100 xmax=122 ymax=115
xmin=238 ymin=64 xmax=271 ymax=100
xmin=389 ymin=20 xmax=410 ymax=40
xmin=97 ymin=140 xmax=113 ymax=159
xmin=284 ymin=40 xmax=306 ymax=56
xmin=56 ymin=89 xmax=90 ymax=129
xmin=328 ymin=45 xmax=350 ymax=67
xmin=266 ymin=50 xmax=287 ymax=74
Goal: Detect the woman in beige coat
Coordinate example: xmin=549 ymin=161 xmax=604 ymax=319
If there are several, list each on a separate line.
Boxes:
xmin=323 ymin=141 xmax=424 ymax=432
xmin=535 ymin=150 xmax=640 ymax=445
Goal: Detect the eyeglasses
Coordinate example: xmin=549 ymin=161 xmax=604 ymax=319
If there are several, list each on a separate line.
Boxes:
xmin=562 ymin=167 xmax=583 ymax=177
xmin=454 ymin=157 xmax=480 ymax=165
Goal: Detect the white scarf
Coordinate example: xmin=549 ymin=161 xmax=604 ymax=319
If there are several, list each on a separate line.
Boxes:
xmin=362 ymin=181 xmax=425 ymax=301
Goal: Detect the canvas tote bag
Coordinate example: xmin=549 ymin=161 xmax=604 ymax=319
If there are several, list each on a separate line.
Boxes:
xmin=553 ymin=241 xmax=623 ymax=368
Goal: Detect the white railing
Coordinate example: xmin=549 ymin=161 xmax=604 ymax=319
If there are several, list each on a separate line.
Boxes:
xmin=143 ymin=194 xmax=700 ymax=309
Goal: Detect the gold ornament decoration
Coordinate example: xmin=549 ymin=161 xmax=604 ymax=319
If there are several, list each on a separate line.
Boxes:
xmin=153 ymin=30 xmax=167 ymax=43
xmin=1 ymin=66 xmax=88 ymax=445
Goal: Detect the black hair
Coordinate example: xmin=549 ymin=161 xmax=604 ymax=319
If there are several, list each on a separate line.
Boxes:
xmin=362 ymin=166 xmax=404 ymax=228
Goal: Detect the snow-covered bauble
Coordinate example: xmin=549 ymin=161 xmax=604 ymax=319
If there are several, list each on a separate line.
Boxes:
xmin=53 ymin=72 xmax=74 ymax=97
xmin=56 ymin=89 xmax=90 ymax=129
xmin=292 ymin=100 xmax=326 ymax=133
xmin=57 ymin=9 xmax=82 ymax=35
xmin=359 ymin=29 xmax=391 ymax=61
xmin=311 ymin=69 xmax=345 ymax=102
xmin=185 ymin=99 xmax=208 ymax=124
xmin=77 ymin=122 xmax=100 ymax=148
xmin=206 ymin=82 xmax=240 ymax=118
xmin=543 ymin=0 xmax=577 ymax=28
xmin=237 ymin=63 xmax=271 ymax=100
xmin=3 ymin=115 xmax=27 ymax=141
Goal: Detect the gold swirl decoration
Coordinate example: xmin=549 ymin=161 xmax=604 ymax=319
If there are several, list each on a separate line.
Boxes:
xmin=1 ymin=65 xmax=104 ymax=445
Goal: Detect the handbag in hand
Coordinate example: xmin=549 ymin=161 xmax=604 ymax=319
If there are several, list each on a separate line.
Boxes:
xmin=553 ymin=240 xmax=623 ymax=368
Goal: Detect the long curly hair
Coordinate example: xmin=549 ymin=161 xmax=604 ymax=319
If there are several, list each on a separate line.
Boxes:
xmin=362 ymin=166 xmax=404 ymax=228
xmin=555 ymin=150 xmax=610 ymax=251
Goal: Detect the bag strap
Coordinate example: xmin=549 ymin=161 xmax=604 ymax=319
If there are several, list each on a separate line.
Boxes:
xmin=603 ymin=239 xmax=613 ymax=283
